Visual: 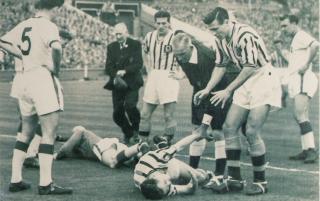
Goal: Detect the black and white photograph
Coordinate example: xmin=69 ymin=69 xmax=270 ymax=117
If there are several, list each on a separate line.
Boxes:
xmin=0 ymin=0 xmax=318 ymax=200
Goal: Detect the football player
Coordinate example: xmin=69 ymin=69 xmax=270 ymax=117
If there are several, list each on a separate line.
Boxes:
xmin=55 ymin=126 xmax=149 ymax=168
xmin=134 ymin=122 xmax=212 ymax=200
xmin=280 ymin=14 xmax=319 ymax=163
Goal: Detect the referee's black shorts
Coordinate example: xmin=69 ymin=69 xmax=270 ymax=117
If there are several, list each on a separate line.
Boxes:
xmin=191 ymin=92 xmax=231 ymax=130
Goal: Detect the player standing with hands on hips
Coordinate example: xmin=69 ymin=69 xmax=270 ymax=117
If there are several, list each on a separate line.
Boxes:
xmin=0 ymin=0 xmax=73 ymax=195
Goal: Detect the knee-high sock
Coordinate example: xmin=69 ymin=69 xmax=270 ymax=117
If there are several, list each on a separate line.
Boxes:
xmin=11 ymin=141 xmax=29 ymax=183
xmin=214 ymin=140 xmax=226 ymax=176
xmin=38 ymin=144 xmax=54 ymax=186
xmin=225 ymin=135 xmax=242 ymax=180
xmin=189 ymin=139 xmax=206 ymax=168
xmin=299 ymin=121 xmax=315 ymax=150
xmin=26 ymin=133 xmax=41 ymax=158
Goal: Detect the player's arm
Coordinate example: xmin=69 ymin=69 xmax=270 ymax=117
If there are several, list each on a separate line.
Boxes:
xmin=193 ymin=38 xmax=227 ymax=105
xmin=174 ymin=169 xmax=198 ymax=195
xmin=51 ymin=41 xmax=62 ymax=77
xmin=168 ymin=132 xmax=202 ymax=154
xmin=0 ymin=40 xmax=22 ymax=59
xmin=298 ymin=40 xmax=319 ymax=74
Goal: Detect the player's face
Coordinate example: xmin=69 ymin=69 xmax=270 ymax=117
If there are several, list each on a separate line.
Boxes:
xmin=280 ymin=19 xmax=293 ymax=36
xmin=173 ymin=46 xmax=192 ymax=63
xmin=149 ymin=172 xmax=171 ymax=195
xmin=155 ymin=17 xmax=170 ymax=36
xmin=208 ymin=19 xmax=229 ymax=40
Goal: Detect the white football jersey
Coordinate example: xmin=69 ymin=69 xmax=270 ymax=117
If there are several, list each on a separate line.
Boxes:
xmin=1 ymin=15 xmax=60 ymax=72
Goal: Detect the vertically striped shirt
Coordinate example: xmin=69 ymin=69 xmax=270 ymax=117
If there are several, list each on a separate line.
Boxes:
xmin=143 ymin=30 xmax=176 ymax=71
xmin=215 ymin=22 xmax=270 ymax=70
xmin=134 ymin=148 xmax=173 ymax=187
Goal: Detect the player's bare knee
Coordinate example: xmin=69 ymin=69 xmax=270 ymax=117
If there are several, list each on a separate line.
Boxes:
xmin=72 ymin=125 xmax=86 ymax=134
xmin=212 ymin=130 xmax=224 ymax=141
xmin=222 ymin=123 xmax=237 ymax=138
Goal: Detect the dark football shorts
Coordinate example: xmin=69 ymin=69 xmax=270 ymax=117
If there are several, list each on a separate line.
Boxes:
xmin=191 ymin=92 xmax=231 ymax=130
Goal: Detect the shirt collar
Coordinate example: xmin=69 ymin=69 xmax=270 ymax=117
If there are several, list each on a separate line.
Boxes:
xmin=188 ymin=45 xmax=198 ymax=64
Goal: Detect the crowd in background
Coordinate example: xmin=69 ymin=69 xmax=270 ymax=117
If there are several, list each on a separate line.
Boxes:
xmin=0 ymin=0 xmax=318 ymax=70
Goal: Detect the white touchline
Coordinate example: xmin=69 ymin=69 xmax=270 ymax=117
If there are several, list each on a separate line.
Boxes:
xmin=176 ymin=154 xmax=319 ymax=175
xmin=0 ymin=134 xmax=318 ymax=175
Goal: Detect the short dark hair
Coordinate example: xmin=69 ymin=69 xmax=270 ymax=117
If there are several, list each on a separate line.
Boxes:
xmin=154 ymin=10 xmax=171 ymax=23
xmin=279 ymin=14 xmax=299 ymax=24
xmin=203 ymin=7 xmax=229 ymax=25
xmin=140 ymin=179 xmax=165 ymax=200
xmin=35 ymin=0 xmax=64 ymax=10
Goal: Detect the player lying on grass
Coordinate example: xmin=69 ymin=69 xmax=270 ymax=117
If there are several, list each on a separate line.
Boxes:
xmin=54 ymin=126 xmax=149 ymax=168
xmin=134 ymin=125 xmax=212 ymax=200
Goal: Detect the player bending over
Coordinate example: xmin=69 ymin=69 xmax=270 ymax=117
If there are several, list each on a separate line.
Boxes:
xmin=55 ymin=126 xmax=149 ymax=168
xmin=134 ymin=129 xmax=212 ymax=199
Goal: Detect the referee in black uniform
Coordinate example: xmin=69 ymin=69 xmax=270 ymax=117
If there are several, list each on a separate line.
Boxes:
xmin=171 ymin=32 xmax=229 ymax=189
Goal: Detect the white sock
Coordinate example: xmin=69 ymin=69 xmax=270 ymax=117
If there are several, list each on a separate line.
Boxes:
xmin=303 ymin=132 xmax=315 ymax=149
xmin=11 ymin=149 xmax=27 ymax=183
xmin=215 ymin=140 xmax=226 ymax=159
xmin=38 ymin=153 xmax=53 ymax=186
xmin=26 ymin=134 xmax=41 ymax=158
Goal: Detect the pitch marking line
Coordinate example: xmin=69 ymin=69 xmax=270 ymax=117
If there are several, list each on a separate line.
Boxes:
xmin=0 ymin=134 xmax=318 ymax=175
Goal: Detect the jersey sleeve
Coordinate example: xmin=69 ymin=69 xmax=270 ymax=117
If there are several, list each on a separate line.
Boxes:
xmin=293 ymin=31 xmax=319 ymax=50
xmin=0 ymin=24 xmax=21 ymax=47
xmin=214 ymin=38 xmax=229 ymax=67
xmin=143 ymin=32 xmax=151 ymax=54
xmin=41 ymin=21 xmax=61 ymax=48
xmin=238 ymin=34 xmax=258 ymax=68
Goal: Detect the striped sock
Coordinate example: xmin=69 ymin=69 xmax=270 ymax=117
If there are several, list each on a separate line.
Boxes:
xmin=252 ymin=154 xmax=266 ymax=182
xmin=299 ymin=121 xmax=315 ymax=149
xmin=214 ymin=140 xmax=226 ymax=176
xmin=226 ymin=149 xmax=241 ymax=180
xmin=38 ymin=144 xmax=54 ymax=186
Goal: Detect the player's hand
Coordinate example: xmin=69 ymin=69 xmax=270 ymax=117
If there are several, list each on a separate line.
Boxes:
xmin=210 ymin=89 xmax=231 ymax=108
xmin=193 ymin=89 xmax=210 ymax=105
xmin=116 ymin=70 xmax=126 ymax=77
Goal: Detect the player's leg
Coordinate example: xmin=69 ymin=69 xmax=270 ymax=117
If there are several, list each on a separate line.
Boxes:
xmin=112 ymin=90 xmax=133 ymax=143
xmin=163 ymin=102 xmax=177 ymax=143
xmin=139 ymin=102 xmax=158 ymax=141
xmin=290 ymin=94 xmax=317 ymax=163
xmin=124 ymin=88 xmax=141 ymax=142
xmin=244 ymin=105 xmax=270 ymax=195
xmin=9 ymin=114 xmax=38 ymax=192
xmin=222 ymin=104 xmax=248 ymax=191
xmin=111 ymin=141 xmax=150 ymax=168
xmin=38 ymin=111 xmax=72 ymax=195
xmin=55 ymin=126 xmax=87 ymax=159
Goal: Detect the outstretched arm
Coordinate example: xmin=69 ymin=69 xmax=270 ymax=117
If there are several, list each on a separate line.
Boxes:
xmin=0 ymin=40 xmax=22 ymax=59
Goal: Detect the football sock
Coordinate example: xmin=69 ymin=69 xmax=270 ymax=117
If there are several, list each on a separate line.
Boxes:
xmin=252 ymin=154 xmax=266 ymax=182
xmin=26 ymin=134 xmax=42 ymax=158
xmin=11 ymin=141 xmax=29 ymax=183
xmin=214 ymin=140 xmax=226 ymax=176
xmin=226 ymin=149 xmax=242 ymax=180
xmin=299 ymin=121 xmax=315 ymax=149
xmin=38 ymin=144 xmax=54 ymax=186
xmin=189 ymin=139 xmax=206 ymax=168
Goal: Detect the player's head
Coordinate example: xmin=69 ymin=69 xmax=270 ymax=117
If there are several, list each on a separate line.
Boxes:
xmin=140 ymin=172 xmax=171 ymax=200
xmin=153 ymin=134 xmax=169 ymax=149
xmin=279 ymin=14 xmax=299 ymax=36
xmin=114 ymin=23 xmax=128 ymax=44
xmin=154 ymin=10 xmax=171 ymax=36
xmin=172 ymin=32 xmax=193 ymax=64
xmin=35 ymin=0 xmax=64 ymax=10
xmin=203 ymin=7 xmax=230 ymax=40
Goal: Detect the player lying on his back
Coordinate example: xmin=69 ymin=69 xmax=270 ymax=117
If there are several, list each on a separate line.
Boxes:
xmin=54 ymin=126 xmax=149 ymax=168
xmin=134 ymin=127 xmax=212 ymax=200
